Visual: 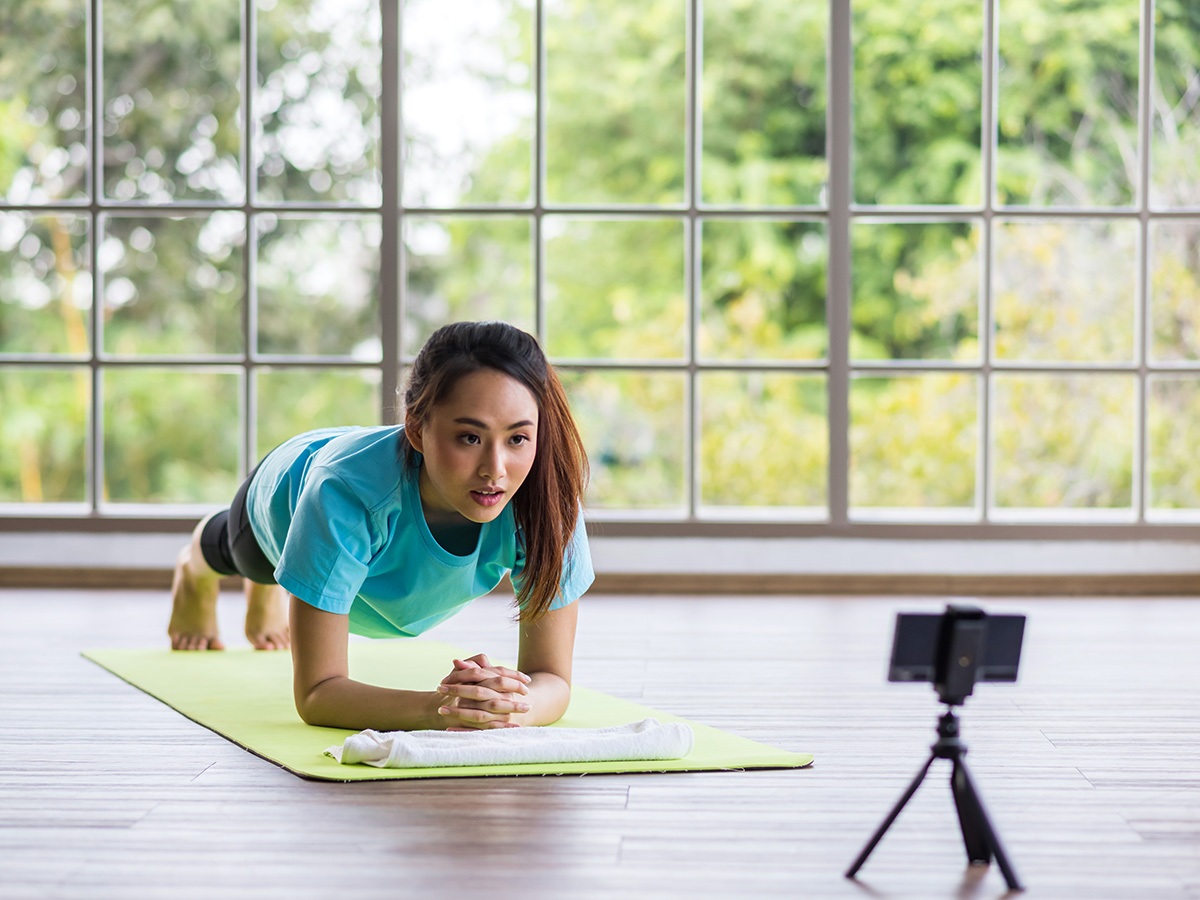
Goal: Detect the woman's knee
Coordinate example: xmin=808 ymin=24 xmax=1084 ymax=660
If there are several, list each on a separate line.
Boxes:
xmin=190 ymin=510 xmax=230 ymax=577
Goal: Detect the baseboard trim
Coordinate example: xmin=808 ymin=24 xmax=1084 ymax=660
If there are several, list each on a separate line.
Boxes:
xmin=1 ymin=566 xmax=1196 ymax=596
xmin=0 ymin=567 xmax=243 ymax=591
xmin=591 ymin=572 xmax=1199 ymax=595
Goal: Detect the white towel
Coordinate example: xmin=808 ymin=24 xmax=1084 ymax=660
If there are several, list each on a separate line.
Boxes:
xmin=325 ymin=717 xmax=694 ymax=769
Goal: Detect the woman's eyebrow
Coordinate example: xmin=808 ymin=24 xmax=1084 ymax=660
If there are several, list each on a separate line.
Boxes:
xmin=454 ymin=417 xmax=535 ymax=430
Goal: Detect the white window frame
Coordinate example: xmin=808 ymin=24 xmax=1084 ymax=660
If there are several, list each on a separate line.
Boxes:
xmin=2 ymin=0 xmax=1198 ymax=540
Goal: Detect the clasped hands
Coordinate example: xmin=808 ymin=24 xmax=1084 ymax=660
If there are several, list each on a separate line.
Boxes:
xmin=436 ymin=653 xmax=531 ymax=731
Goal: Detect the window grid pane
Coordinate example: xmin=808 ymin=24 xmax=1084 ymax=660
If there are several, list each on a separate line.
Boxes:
xmin=3 ymin=1 xmax=1200 ymax=532
xmin=102 ymin=0 xmax=244 ymax=203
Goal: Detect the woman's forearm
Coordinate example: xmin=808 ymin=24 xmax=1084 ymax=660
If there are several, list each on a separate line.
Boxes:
xmin=297 ymin=675 xmax=443 ymax=732
xmin=296 ymin=665 xmax=570 ymax=731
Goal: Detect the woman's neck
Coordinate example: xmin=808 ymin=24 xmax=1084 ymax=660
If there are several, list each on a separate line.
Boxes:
xmin=423 ymin=511 xmax=482 ymax=556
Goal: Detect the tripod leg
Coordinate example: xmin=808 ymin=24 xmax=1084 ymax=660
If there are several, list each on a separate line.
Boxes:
xmin=845 ymin=753 xmax=937 ymax=879
xmin=951 ymin=759 xmax=992 ymax=865
xmin=952 ymin=758 xmax=1024 ymax=892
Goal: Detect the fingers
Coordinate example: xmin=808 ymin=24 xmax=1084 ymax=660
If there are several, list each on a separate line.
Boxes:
xmin=438 ymin=684 xmax=532 ymax=713
xmin=442 ymin=674 xmax=530 ymax=697
xmin=438 ymin=703 xmax=521 ymax=726
xmin=444 ymin=723 xmax=520 ymax=731
xmin=443 ymin=660 xmax=532 ymax=692
xmin=492 ymin=666 xmax=532 ymax=685
xmin=452 ymin=657 xmax=531 ymax=684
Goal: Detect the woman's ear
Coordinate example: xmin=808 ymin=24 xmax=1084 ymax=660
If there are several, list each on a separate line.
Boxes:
xmin=404 ymin=414 xmax=424 ymax=453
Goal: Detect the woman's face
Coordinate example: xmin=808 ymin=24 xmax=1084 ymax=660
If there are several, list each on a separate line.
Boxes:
xmin=406 ymin=368 xmax=539 ymax=524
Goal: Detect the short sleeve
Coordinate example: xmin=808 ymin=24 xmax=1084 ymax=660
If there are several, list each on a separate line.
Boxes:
xmin=512 ymin=507 xmax=594 ymax=611
xmin=273 ymin=469 xmax=376 ymax=614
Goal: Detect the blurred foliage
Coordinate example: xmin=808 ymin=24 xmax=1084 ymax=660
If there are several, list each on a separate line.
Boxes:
xmin=851 ymin=221 xmax=980 ymax=361
xmin=255 ymin=214 xmax=381 ymax=358
xmin=559 ymin=370 xmax=686 ymax=509
xmin=700 ymin=219 xmax=827 ymax=360
xmin=0 ymin=213 xmax=90 ymax=356
xmin=0 ymin=1 xmax=88 ymax=203
xmin=993 ymin=219 xmax=1137 ymax=362
xmin=699 ymin=372 xmax=827 ymax=509
xmin=544 ymin=218 xmax=686 ymax=360
xmin=404 ymin=216 xmax=535 ymax=357
xmin=256 ymin=0 xmax=381 ymax=204
xmin=1151 ymin=221 xmax=1200 ymax=362
xmin=402 ymin=0 xmax=533 ymax=207
xmin=995 ymin=0 xmax=1140 ymax=207
xmin=1152 ymin=0 xmax=1200 ymax=206
xmin=850 ymin=375 xmax=977 ymax=509
xmin=0 ymin=367 xmax=88 ymax=502
xmin=102 ymin=214 xmax=244 ymax=356
xmin=854 ymin=0 xmax=984 ymax=207
xmin=102 ymin=0 xmax=242 ymax=201
xmin=103 ymin=368 xmax=240 ymax=503
xmin=992 ymin=375 xmax=1135 ymax=509
xmin=703 ymin=0 xmax=827 ymax=206
xmin=544 ymin=0 xmax=686 ymax=205
xmin=2 ymin=0 xmax=1200 ymax=512
xmin=1148 ymin=378 xmax=1200 ymax=510
xmin=256 ymin=368 xmax=381 ymax=460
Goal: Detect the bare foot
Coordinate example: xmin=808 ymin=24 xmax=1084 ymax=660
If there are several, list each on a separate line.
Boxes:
xmin=168 ymin=546 xmax=225 ymax=651
xmin=245 ymin=582 xmax=291 ymax=651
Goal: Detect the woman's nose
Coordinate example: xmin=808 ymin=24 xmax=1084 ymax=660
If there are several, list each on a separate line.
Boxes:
xmin=479 ymin=444 xmax=505 ymax=480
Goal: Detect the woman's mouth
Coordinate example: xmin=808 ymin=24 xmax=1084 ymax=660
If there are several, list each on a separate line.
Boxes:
xmin=470 ymin=489 xmax=504 ymax=508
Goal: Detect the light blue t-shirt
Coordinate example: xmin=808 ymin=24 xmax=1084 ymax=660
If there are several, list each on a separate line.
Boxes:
xmin=245 ymin=426 xmax=593 ymax=638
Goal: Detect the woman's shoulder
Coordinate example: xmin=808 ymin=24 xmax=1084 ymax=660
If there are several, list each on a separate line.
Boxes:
xmin=311 ymin=425 xmax=404 ymax=460
xmin=307 ymin=425 xmax=409 ymax=510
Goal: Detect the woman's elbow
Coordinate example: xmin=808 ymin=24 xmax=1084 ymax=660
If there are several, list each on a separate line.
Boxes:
xmin=531 ymin=674 xmax=571 ymax=726
xmin=293 ymin=692 xmax=321 ymax=726
xmin=293 ymin=677 xmax=337 ymax=726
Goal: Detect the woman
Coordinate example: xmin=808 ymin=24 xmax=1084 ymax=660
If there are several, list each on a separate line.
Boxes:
xmin=167 ymin=321 xmax=592 ymax=732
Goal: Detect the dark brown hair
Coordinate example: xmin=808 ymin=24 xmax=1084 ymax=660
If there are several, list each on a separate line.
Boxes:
xmin=400 ymin=322 xmax=589 ymax=621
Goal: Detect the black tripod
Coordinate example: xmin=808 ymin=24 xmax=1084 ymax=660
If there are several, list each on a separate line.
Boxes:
xmin=845 ymin=707 xmax=1023 ymax=892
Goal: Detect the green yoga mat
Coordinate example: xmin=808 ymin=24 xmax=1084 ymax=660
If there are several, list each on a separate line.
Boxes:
xmin=83 ymin=641 xmax=814 ymax=781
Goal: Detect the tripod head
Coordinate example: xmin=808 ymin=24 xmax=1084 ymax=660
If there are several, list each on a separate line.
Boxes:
xmin=887 ymin=604 xmax=1026 ymax=707
xmin=933 ymin=605 xmax=987 ymax=706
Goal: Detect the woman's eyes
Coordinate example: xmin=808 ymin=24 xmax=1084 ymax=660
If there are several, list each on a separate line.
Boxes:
xmin=455 ymin=433 xmax=531 ymax=446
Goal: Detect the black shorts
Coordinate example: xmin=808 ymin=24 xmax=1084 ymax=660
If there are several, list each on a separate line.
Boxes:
xmin=198 ymin=459 xmax=278 ymax=585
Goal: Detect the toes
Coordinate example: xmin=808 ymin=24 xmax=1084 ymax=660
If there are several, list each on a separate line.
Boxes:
xmin=249 ymin=633 xmax=290 ymax=651
xmin=172 ymin=634 xmax=222 ymax=651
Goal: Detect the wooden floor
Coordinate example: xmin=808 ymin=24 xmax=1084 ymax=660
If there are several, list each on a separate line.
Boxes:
xmin=2 ymin=588 xmax=1198 ymax=900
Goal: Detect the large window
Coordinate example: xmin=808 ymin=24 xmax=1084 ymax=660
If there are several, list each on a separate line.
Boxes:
xmin=2 ymin=0 xmax=1198 ymax=535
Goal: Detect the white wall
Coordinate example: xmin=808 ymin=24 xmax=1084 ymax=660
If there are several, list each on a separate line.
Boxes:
xmin=4 ymin=532 xmax=1200 ymax=576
